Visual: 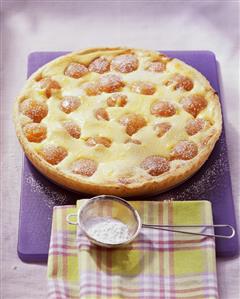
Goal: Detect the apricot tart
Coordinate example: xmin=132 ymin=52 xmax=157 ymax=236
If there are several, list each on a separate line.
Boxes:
xmin=14 ymin=47 xmax=222 ymax=196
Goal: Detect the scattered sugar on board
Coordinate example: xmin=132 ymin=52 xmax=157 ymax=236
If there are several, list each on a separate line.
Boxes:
xmin=86 ymin=217 xmax=130 ymax=244
xmin=25 ymin=174 xmax=67 ymax=208
xmin=158 ymin=137 xmax=229 ymax=201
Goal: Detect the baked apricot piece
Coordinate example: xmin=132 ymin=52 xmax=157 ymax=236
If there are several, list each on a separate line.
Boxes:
xmin=125 ymin=138 xmax=141 ymax=145
xmin=59 ymin=96 xmax=81 ymax=114
xmin=71 ymin=159 xmax=97 ymax=176
xmin=88 ymin=57 xmax=110 ymax=74
xmin=159 ymin=54 xmax=172 ymax=63
xmin=154 ymin=122 xmax=171 ymax=137
xmin=34 ymin=73 xmax=43 ymax=82
xmin=165 ymin=74 xmax=193 ymax=91
xmin=95 ymin=108 xmax=109 ymax=121
xmin=40 ymin=144 xmax=67 ymax=165
xmin=185 ymin=119 xmax=205 ymax=136
xmin=23 ymin=123 xmax=47 ymax=143
xmin=146 ymin=61 xmax=166 ymax=72
xmin=99 ymin=74 xmax=125 ymax=93
xmin=39 ymin=78 xmax=61 ymax=98
xmin=171 ymin=140 xmax=198 ymax=160
xmin=62 ymin=121 xmax=81 ymax=139
xmin=83 ymin=82 xmax=101 ymax=96
xmin=131 ymin=81 xmax=156 ymax=95
xmin=64 ymin=62 xmax=88 ymax=78
xmin=119 ymin=113 xmax=146 ymax=136
xmin=174 ymin=75 xmax=193 ymax=91
xmin=20 ymin=99 xmax=48 ymax=123
xmin=140 ymin=155 xmax=170 ymax=176
xmin=107 ymin=93 xmax=127 ymax=107
xmin=111 ymin=54 xmax=139 ymax=73
xmin=86 ymin=136 xmax=112 ymax=148
xmin=151 ymin=101 xmax=176 ymax=117
xmin=182 ymin=95 xmax=208 ymax=118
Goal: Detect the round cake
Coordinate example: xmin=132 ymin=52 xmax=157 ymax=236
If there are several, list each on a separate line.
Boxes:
xmin=14 ymin=47 xmax=222 ymax=197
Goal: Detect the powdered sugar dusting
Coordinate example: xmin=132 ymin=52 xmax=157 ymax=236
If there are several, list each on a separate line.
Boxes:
xmin=160 ymin=137 xmax=229 ymax=201
xmin=111 ymin=54 xmax=139 ymax=73
xmin=88 ymin=57 xmax=110 ymax=74
xmin=25 ymin=174 xmax=67 ymax=208
xmin=85 ymin=217 xmax=130 ymax=244
xmin=171 ymin=140 xmax=198 ymax=160
xmin=40 ymin=144 xmax=68 ymax=165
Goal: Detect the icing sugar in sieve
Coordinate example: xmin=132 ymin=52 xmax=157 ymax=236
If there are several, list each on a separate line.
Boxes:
xmin=85 ymin=217 xmax=130 ymax=244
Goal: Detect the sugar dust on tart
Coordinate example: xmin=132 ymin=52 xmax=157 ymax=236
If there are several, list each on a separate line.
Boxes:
xmin=14 ymin=47 xmax=222 ymax=196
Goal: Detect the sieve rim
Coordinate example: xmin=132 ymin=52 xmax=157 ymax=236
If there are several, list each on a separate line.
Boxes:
xmin=78 ymin=195 xmax=142 ymax=248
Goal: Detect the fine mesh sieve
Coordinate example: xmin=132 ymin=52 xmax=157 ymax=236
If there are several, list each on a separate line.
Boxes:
xmin=66 ymin=195 xmax=235 ymax=248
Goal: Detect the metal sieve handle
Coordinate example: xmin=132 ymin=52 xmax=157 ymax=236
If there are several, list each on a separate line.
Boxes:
xmin=142 ymin=224 xmax=235 ymax=239
xmin=66 ymin=213 xmax=78 ymax=225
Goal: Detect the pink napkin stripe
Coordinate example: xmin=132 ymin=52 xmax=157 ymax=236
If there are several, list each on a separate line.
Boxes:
xmin=77 ymin=241 xmax=215 ymax=251
xmin=79 ymin=271 xmax=217 ymax=283
xmin=48 ymin=290 xmax=79 ymax=299
xmin=76 ymin=234 xmax=214 ymax=245
xmin=78 ymin=285 xmax=218 ymax=299
xmin=78 ymin=283 xmax=218 ymax=294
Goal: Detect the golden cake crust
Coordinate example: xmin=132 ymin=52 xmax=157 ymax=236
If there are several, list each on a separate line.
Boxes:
xmin=14 ymin=47 xmax=222 ymax=197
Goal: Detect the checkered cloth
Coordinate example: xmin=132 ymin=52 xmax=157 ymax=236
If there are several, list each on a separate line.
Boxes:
xmin=47 ymin=200 xmax=218 ymax=299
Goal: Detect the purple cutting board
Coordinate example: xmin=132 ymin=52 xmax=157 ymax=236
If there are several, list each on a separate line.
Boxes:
xmin=18 ymin=51 xmax=239 ymax=263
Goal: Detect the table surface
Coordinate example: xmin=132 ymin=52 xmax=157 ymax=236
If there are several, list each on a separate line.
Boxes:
xmin=1 ymin=1 xmax=239 ymax=298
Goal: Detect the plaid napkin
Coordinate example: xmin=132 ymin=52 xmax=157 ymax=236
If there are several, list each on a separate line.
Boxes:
xmin=47 ymin=200 xmax=218 ymax=299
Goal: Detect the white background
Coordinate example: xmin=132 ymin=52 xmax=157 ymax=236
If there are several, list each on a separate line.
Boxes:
xmin=1 ymin=0 xmax=239 ymax=298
